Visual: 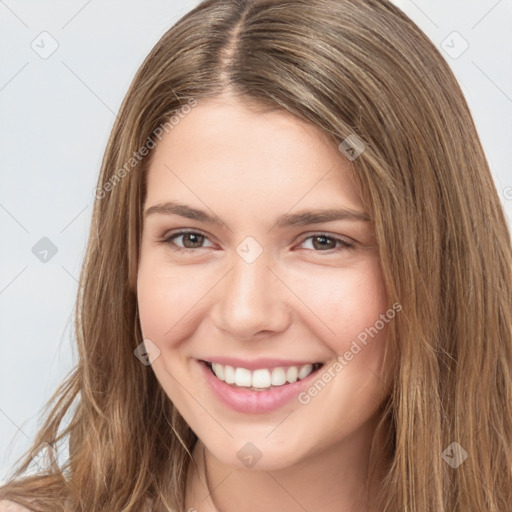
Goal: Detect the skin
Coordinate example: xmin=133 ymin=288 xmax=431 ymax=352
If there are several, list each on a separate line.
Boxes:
xmin=137 ymin=94 xmax=394 ymax=512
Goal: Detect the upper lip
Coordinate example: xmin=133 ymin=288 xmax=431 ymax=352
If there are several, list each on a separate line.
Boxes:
xmin=200 ymin=357 xmax=324 ymax=371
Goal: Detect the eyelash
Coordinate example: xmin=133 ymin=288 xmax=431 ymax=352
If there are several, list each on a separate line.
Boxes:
xmin=160 ymin=229 xmax=356 ymax=254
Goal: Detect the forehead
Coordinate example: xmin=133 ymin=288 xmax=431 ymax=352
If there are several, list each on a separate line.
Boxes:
xmin=144 ymin=97 xmax=364 ymax=216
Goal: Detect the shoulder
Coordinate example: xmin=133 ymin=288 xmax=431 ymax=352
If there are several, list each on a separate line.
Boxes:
xmin=0 ymin=500 xmax=33 ymax=511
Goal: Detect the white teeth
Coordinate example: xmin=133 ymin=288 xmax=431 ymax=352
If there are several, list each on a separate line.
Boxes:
xmin=224 ymin=365 xmax=235 ymax=384
xmin=298 ymin=363 xmax=313 ymax=380
xmin=286 ymin=366 xmax=299 ymax=383
xmin=212 ymin=363 xmax=224 ymax=381
xmin=252 ymin=369 xmax=271 ymax=388
xmin=209 ymin=362 xmax=319 ymax=389
xmin=234 ymin=367 xmax=252 ymax=387
xmin=271 ymin=367 xmax=286 ymax=386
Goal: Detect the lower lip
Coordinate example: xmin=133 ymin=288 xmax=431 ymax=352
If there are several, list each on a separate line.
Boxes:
xmin=198 ymin=360 xmax=323 ymax=414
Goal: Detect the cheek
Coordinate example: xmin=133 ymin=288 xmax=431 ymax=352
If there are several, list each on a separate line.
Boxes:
xmin=290 ymin=264 xmax=392 ymax=438
xmin=136 ymin=258 xmax=204 ymax=402
xmin=137 ymin=269 xmax=170 ymax=340
xmin=136 ymin=256 xmax=202 ymax=343
xmin=292 ymin=258 xmax=388 ymax=350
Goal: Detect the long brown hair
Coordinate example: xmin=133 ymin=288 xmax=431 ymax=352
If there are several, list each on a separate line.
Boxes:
xmin=1 ymin=0 xmax=511 ymax=510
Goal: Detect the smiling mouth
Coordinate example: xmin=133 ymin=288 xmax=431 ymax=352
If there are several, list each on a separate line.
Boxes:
xmin=201 ymin=360 xmax=325 ymax=391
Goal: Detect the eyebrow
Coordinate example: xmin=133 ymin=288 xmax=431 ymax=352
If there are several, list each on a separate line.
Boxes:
xmin=144 ymin=200 xmax=371 ymax=228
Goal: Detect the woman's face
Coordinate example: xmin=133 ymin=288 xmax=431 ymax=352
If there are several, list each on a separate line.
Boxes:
xmin=137 ymin=95 xmax=394 ymax=471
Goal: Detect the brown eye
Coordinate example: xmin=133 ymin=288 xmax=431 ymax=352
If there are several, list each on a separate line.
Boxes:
xmin=311 ymin=235 xmax=337 ymax=250
xmin=300 ymin=233 xmax=354 ymax=252
xmin=179 ymin=233 xmax=205 ymax=249
xmin=162 ymin=231 xmax=214 ymax=252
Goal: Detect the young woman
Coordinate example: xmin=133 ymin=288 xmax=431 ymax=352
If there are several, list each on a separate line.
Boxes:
xmin=1 ymin=0 xmax=511 ymax=510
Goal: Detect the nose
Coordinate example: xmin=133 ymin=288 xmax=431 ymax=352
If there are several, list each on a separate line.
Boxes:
xmin=211 ymin=251 xmax=291 ymax=339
